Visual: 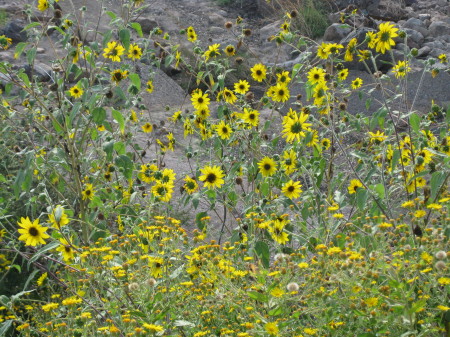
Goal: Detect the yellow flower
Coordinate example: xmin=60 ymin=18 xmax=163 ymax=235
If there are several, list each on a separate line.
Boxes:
xmin=199 ymin=165 xmax=225 ymax=189
xmin=183 ymin=176 xmax=198 ymax=194
xmin=351 ymin=77 xmax=363 ymax=89
xmin=375 ymin=22 xmax=398 ymax=54
xmin=103 ymin=41 xmax=125 ymax=62
xmin=250 ymin=63 xmax=267 ymax=82
xmin=146 ymin=80 xmax=154 ymax=93
xmin=365 ymin=297 xmax=379 ymax=307
xmin=348 ymin=179 xmax=363 ymax=194
xmin=37 ymin=0 xmax=49 ymax=11
xmin=110 ymin=69 xmax=129 ymax=84
xmin=307 ymin=67 xmax=326 ymax=84
xmin=270 ymin=287 xmax=285 ymax=297
xmin=48 ymin=205 xmax=70 ymax=228
xmin=17 ymin=217 xmax=50 ymax=246
xmin=204 ymin=43 xmax=221 ymax=61
xmin=234 ymin=79 xmax=250 ymax=94
xmin=413 ymin=210 xmax=426 ymax=218
xmin=142 ymin=323 xmax=164 ymax=333
xmin=142 ymin=122 xmax=153 ymax=133
xmin=128 ymin=43 xmax=142 ymax=60
xmin=282 ymin=110 xmax=311 ymax=143
xmin=282 ymin=180 xmax=302 ymax=199
xmin=224 ymin=44 xmax=236 ymax=56
xmin=265 ymin=322 xmax=279 ymax=336
xmin=0 ymin=35 xmax=13 ymax=50
xmin=186 ymin=26 xmax=197 ymax=42
xmin=269 ymin=83 xmax=290 ymax=103
xmin=82 ymin=183 xmax=95 ymax=200
xmin=41 ymin=302 xmax=59 ymax=312
xmin=392 ymin=60 xmax=411 ymax=78
xmin=258 ymin=157 xmax=277 ymax=177
xmin=56 ymin=237 xmax=77 ymax=262
xmin=69 ymin=86 xmax=83 ymax=98
xmin=242 ymin=108 xmax=259 ymax=127
xmin=215 ymin=120 xmax=233 ymax=139
xmin=191 ymin=89 xmax=210 ymax=111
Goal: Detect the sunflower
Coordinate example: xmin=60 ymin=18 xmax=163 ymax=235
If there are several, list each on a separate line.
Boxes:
xmin=321 ymin=138 xmax=331 ymax=150
xmin=250 ymin=63 xmax=267 ymax=82
xmin=392 ymin=60 xmax=410 ymax=78
xmin=312 ymin=81 xmax=329 ymax=105
xmin=438 ymin=54 xmax=448 ymax=64
xmin=199 ymin=165 xmax=225 ymax=189
xmin=130 ymin=109 xmax=139 ymax=123
xmin=37 ymin=0 xmax=49 ymax=11
xmin=348 ymin=179 xmax=363 ymax=194
xmin=258 ymin=157 xmax=277 ymax=177
xmin=146 ymin=80 xmax=154 ymax=93
xmin=151 ymin=182 xmax=173 ymax=202
xmin=139 ymin=164 xmax=157 ymax=183
xmin=56 ymin=238 xmax=76 ymax=262
xmin=48 ymin=205 xmax=70 ymax=229
xmin=128 ymin=43 xmax=142 ymax=60
xmin=282 ymin=149 xmax=297 ymax=174
xmin=368 ymin=130 xmax=387 ymax=144
xmin=215 ymin=120 xmax=233 ymax=140
xmin=224 ymin=44 xmax=236 ymax=56
xmin=158 ymin=168 xmax=176 ymax=185
xmin=81 ymin=183 xmax=95 ymax=200
xmin=375 ymin=22 xmax=398 ymax=54
xmin=242 ymin=108 xmax=259 ymax=127
xmin=218 ymin=88 xmax=237 ymax=104
xmin=103 ymin=41 xmax=125 ymax=62
xmin=307 ymin=67 xmax=326 ymax=84
xmin=142 ymin=122 xmax=153 ymax=133
xmin=0 ymin=35 xmax=13 ymax=50
xmin=69 ymin=86 xmax=83 ymax=98
xmin=276 ymin=71 xmax=291 ymax=85
xmin=338 ymin=68 xmax=349 ymax=81
xmin=111 ymin=69 xmax=129 ymax=84
xmin=351 ymin=77 xmax=363 ymax=89
xmin=317 ymin=42 xmax=331 ymax=59
xmin=344 ymin=38 xmax=357 ymax=61
xmin=17 ymin=217 xmax=50 ymax=246
xmin=148 ymin=256 xmax=164 ymax=278
xmin=191 ymin=89 xmax=210 ymax=111
xmin=204 ymin=43 xmax=221 ymax=61
xmin=183 ymin=176 xmax=199 ymax=194
xmin=268 ymin=220 xmax=289 ymax=245
xmin=282 ymin=180 xmax=302 ymax=199
xmin=186 ymin=26 xmax=197 ymax=42
xmin=234 ymin=79 xmax=250 ymax=94
xmin=282 ymin=110 xmax=311 ymax=143
xmin=270 ymin=83 xmax=290 ymax=103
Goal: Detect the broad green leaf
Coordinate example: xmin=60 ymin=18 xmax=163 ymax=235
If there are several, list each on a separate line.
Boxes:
xmin=409 ymin=113 xmax=420 ymax=133
xmin=128 ymin=73 xmax=141 ymax=91
xmin=14 ymin=42 xmax=27 ymax=59
xmin=247 ymin=291 xmax=268 ymax=303
xmin=130 ymin=22 xmax=143 ymax=38
xmin=260 ymin=182 xmax=269 ymax=197
xmin=27 ymin=241 xmax=60 ymax=268
xmin=112 ymin=108 xmax=126 ymax=134
xmin=430 ymin=171 xmax=446 ymax=201
xmin=374 ymin=183 xmax=385 ymax=199
xmin=92 ymin=107 xmax=106 ymax=125
xmin=26 ymin=48 xmax=37 ymax=65
xmin=195 ymin=211 xmax=208 ymax=231
xmin=113 ymin=141 xmax=126 ymax=155
xmin=24 ymin=22 xmax=41 ymax=30
xmin=119 ymin=28 xmax=131 ymax=50
xmin=114 ymin=154 xmax=133 ymax=179
xmin=356 ymin=187 xmax=368 ymax=211
xmin=0 ymin=320 xmax=13 ymax=336
xmin=254 ymin=241 xmax=270 ymax=268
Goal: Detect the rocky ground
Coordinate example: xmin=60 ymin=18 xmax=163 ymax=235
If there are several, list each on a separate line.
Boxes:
xmin=1 ymin=0 xmax=449 ymax=232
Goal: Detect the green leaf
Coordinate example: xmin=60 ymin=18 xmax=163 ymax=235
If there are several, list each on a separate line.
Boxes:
xmin=23 ymin=269 xmax=39 ymax=291
xmin=92 ymin=107 xmax=106 ymax=125
xmin=254 ymin=241 xmax=270 ymax=268
xmin=26 ymin=48 xmax=36 ymax=66
xmin=27 ymin=241 xmax=60 ymax=268
xmin=356 ymin=188 xmax=368 ymax=211
xmin=430 ymin=171 xmax=446 ymax=201
xmin=18 ymin=70 xmax=30 ymax=87
xmin=409 ymin=113 xmax=420 ymax=133
xmin=114 ymin=155 xmax=134 ymax=179
xmin=128 ymin=73 xmax=141 ymax=91
xmin=105 ymin=11 xmax=117 ymax=19
xmin=23 ymin=22 xmax=41 ymax=30
xmin=260 ymin=182 xmax=269 ymax=197
xmin=130 ymin=22 xmax=143 ymax=38
xmin=247 ymin=291 xmax=268 ymax=303
xmin=14 ymin=42 xmax=28 ymax=59
xmin=112 ymin=108 xmax=126 ymax=134
xmin=113 ymin=141 xmax=126 ymax=155
xmin=374 ymin=183 xmax=385 ymax=199
xmin=174 ymin=320 xmax=195 ymax=327
xmin=119 ymin=28 xmax=131 ymax=50
xmin=103 ymin=141 xmax=114 ymax=161
xmin=268 ymin=306 xmax=283 ymax=316
xmin=195 ymin=212 xmax=208 ymax=231
xmin=0 ymin=320 xmax=13 ymax=336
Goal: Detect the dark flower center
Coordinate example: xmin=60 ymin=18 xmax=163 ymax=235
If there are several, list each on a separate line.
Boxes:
xmin=206 ymin=173 xmax=217 ymax=183
xmin=29 ymin=227 xmax=39 ymax=237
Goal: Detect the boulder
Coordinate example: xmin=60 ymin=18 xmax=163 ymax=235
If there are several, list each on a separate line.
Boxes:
xmin=428 ymin=21 xmax=450 ymax=37
xmin=0 ymin=19 xmax=27 ymax=43
xmin=323 ymin=23 xmax=352 ymax=42
xmin=403 ymin=28 xmax=424 ymax=48
xmin=134 ymin=18 xmax=158 ymax=35
xmin=402 ymin=17 xmax=428 ymax=37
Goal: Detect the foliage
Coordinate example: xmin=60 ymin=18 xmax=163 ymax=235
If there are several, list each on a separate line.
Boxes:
xmin=0 ymin=1 xmax=449 ymax=337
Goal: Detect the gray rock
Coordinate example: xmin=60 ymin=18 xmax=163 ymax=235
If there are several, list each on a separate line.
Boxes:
xmin=418 ymin=14 xmax=431 ymax=21
xmin=402 ymin=17 xmax=428 ymax=37
xmin=430 ymin=48 xmax=448 ymax=58
xmin=134 ymin=18 xmax=158 ymax=35
xmin=208 ymin=27 xmax=225 ymax=35
xmin=417 ymin=45 xmax=431 ymax=58
xmin=208 ymin=13 xmax=226 ymax=26
xmin=403 ymin=28 xmax=424 ymax=48
xmin=428 ymin=21 xmax=450 ymax=37
xmin=0 ymin=19 xmax=27 ymax=43
xmin=259 ymin=20 xmax=282 ymax=44
xmin=323 ymin=23 xmax=352 ymax=42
